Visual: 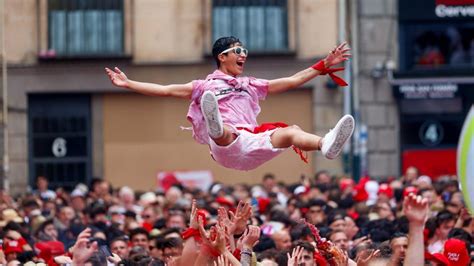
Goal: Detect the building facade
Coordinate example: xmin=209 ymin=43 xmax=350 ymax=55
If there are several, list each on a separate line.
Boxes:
xmin=2 ymin=0 xmax=348 ymax=194
xmin=4 ymin=0 xmax=469 ymax=194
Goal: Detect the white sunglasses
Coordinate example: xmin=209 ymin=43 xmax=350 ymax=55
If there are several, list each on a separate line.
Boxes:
xmin=219 ymin=46 xmax=248 ymax=56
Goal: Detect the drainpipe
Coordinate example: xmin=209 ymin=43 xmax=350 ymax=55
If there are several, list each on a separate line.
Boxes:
xmin=0 ymin=0 xmax=8 ymax=190
xmin=349 ymin=0 xmax=362 ymax=181
xmin=339 ymin=0 xmax=352 ymax=174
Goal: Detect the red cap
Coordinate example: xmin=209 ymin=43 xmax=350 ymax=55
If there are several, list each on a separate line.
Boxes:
xmin=258 ymin=197 xmax=271 ymax=214
xmin=339 ymin=178 xmax=355 ymax=192
xmin=160 ymin=173 xmax=180 ymax=192
xmin=215 ymin=196 xmax=234 ymax=208
xmin=353 ymin=184 xmax=368 ymax=202
xmin=35 ymin=241 xmax=65 ymax=263
xmin=403 ymin=186 xmax=418 ymax=197
xmin=378 ymin=183 xmax=393 ymax=198
xmin=444 ymin=238 xmax=470 ymax=266
xmin=3 ymin=240 xmax=23 ymax=255
xmin=425 ymin=251 xmax=450 ymax=266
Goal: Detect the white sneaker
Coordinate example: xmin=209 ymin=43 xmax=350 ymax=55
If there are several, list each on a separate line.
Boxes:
xmin=201 ymin=91 xmax=223 ymax=139
xmin=321 ymin=115 xmax=355 ymax=160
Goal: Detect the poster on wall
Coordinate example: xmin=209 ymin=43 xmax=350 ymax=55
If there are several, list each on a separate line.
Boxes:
xmin=157 ymin=171 xmax=213 ymax=192
xmin=457 ymin=105 xmax=474 ymax=214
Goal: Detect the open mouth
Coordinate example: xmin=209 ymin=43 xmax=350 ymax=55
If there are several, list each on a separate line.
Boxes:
xmin=237 ymin=61 xmax=244 ymax=67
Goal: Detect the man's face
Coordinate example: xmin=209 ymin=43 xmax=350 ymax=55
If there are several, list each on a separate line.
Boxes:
xmin=376 ymin=203 xmax=393 ymax=220
xmin=300 ymin=249 xmax=316 ymax=266
xmin=71 ymin=196 xmax=86 ymax=211
xmin=111 ymin=240 xmax=129 ymax=259
xmin=329 ymin=232 xmax=348 ymax=252
xmin=306 ymin=206 xmax=325 ymax=225
xmin=166 ymin=215 xmax=185 ymax=230
xmin=437 ymin=220 xmax=455 ymax=239
xmin=263 ymin=178 xmax=275 ymax=192
xmin=219 ymin=43 xmax=247 ymax=76
xmin=316 ymin=173 xmax=331 ymax=184
xmin=149 ymin=240 xmax=162 ymax=259
xmin=37 ymin=177 xmax=48 ymax=190
xmin=390 ymin=236 xmax=408 ymax=259
xmin=344 ymin=217 xmax=359 ymax=239
xmin=44 ymin=224 xmax=58 ymax=240
xmin=330 ymin=219 xmax=346 ymax=232
xmin=59 ymin=207 xmax=75 ymax=223
xmin=272 ymin=231 xmax=292 ymax=251
xmin=405 ymin=167 xmax=418 ymax=182
xmin=131 ymin=233 xmax=149 ymax=250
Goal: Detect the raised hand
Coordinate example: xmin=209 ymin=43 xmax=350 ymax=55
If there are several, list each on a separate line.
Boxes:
xmin=324 ymin=42 xmax=351 ymax=67
xmin=403 ymin=194 xmax=429 ymax=226
xmin=241 ymin=225 xmax=260 ymax=249
xmin=105 ymin=67 xmax=129 ymax=88
xmin=214 ymin=254 xmax=230 ymax=266
xmin=71 ymin=228 xmax=98 ymax=264
xmin=190 ymin=199 xmax=200 ymax=229
xmin=287 ymin=246 xmax=304 ymax=266
xmin=229 ymin=201 xmax=252 ymax=235
xmin=356 ymin=249 xmax=380 ymax=266
xmin=218 ymin=207 xmax=233 ymax=233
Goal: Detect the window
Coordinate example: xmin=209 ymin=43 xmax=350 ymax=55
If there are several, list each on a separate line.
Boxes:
xmin=212 ymin=0 xmax=288 ymax=52
xmin=400 ymin=23 xmax=474 ymax=71
xmin=28 ymin=94 xmax=92 ymax=190
xmin=48 ymin=0 xmax=124 ymax=57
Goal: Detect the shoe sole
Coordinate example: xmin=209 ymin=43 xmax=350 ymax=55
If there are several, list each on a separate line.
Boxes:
xmin=325 ymin=115 xmax=355 ymax=159
xmin=201 ymin=91 xmax=223 ymax=139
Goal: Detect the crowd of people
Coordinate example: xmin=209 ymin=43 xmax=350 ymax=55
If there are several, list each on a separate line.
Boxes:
xmin=0 ymin=167 xmax=472 ymax=265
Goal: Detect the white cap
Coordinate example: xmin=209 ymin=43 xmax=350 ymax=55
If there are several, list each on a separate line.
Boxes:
xmin=71 ymin=188 xmax=85 ymax=198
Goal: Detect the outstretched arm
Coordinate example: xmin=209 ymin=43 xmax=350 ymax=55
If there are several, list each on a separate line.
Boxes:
xmin=105 ymin=67 xmax=193 ymax=99
xmin=403 ymin=194 xmax=429 ymax=266
xmin=268 ymin=42 xmax=350 ymax=94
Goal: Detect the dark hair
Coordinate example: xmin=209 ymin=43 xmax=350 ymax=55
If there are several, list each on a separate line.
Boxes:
xmin=110 ymin=235 xmax=129 ymax=246
xmin=263 ymin=173 xmax=276 ymax=181
xmin=129 ymin=228 xmax=149 ymax=240
xmin=389 ymin=232 xmax=407 ymax=243
xmin=36 ymin=219 xmax=55 ymax=239
xmin=212 ymin=36 xmax=241 ymax=67
xmin=436 ymin=211 xmax=456 ymax=228
xmin=292 ymin=240 xmax=315 ymax=253
xmin=327 ymin=229 xmax=347 ymax=241
xmin=257 ymin=248 xmax=278 ymax=261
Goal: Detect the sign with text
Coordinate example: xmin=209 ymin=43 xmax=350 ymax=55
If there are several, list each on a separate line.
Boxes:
xmin=398 ymin=84 xmax=458 ymax=99
xmin=399 ymin=0 xmax=474 ymax=20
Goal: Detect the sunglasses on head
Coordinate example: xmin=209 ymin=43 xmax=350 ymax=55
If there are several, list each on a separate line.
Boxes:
xmin=220 ymin=46 xmax=248 ymax=56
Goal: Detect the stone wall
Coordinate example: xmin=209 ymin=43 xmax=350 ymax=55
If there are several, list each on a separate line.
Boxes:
xmin=357 ymin=0 xmax=400 ymax=178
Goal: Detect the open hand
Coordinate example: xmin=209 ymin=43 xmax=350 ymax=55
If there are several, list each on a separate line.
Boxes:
xmin=105 ymin=67 xmax=129 ymax=88
xmin=324 ymin=42 xmax=351 ymax=67
xmin=71 ymin=228 xmax=98 ymax=264
xmin=229 ymin=201 xmax=252 ymax=235
xmin=241 ymin=225 xmax=260 ymax=249
xmin=287 ymin=246 xmax=304 ymax=266
xmin=403 ymin=194 xmax=429 ymax=226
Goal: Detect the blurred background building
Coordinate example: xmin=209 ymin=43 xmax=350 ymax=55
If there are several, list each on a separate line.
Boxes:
xmin=0 ymin=0 xmax=472 ymax=194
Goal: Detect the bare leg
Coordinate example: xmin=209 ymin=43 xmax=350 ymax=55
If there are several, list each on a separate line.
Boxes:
xmin=272 ymin=115 xmax=355 ymax=160
xmin=212 ymin=125 xmax=238 ymax=146
xmin=270 ymin=125 xmax=323 ymax=151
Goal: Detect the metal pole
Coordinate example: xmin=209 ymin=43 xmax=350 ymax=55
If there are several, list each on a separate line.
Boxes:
xmin=350 ymin=0 xmax=361 ymax=181
xmin=1 ymin=0 xmax=8 ymax=191
xmin=339 ymin=0 xmax=353 ymax=174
